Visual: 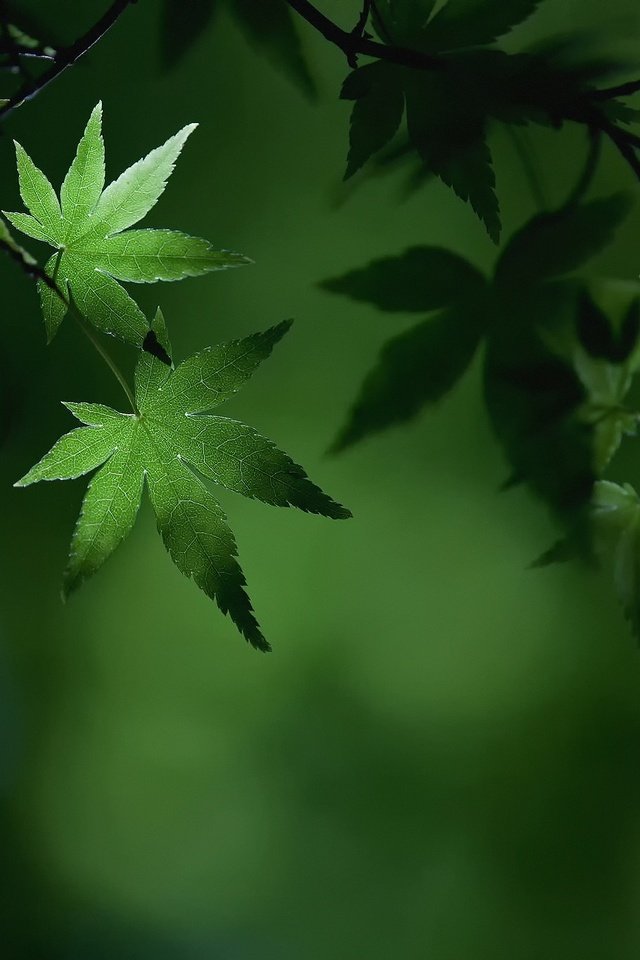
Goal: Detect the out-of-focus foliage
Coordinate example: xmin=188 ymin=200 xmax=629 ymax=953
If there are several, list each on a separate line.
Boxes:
xmin=160 ymin=0 xmax=316 ymax=97
xmin=324 ymin=193 xmax=640 ymax=576
xmin=343 ymin=0 xmax=640 ymax=240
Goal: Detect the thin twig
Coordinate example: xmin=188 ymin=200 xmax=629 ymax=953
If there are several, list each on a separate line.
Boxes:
xmin=600 ymin=119 xmax=640 ymax=179
xmin=353 ymin=0 xmax=372 ymax=38
xmin=283 ymin=0 xmax=442 ymax=71
xmin=591 ymin=79 xmax=640 ymax=101
xmin=0 ymin=0 xmax=138 ymax=122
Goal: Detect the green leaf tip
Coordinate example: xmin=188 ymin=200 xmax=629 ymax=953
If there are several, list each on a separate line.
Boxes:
xmin=16 ymin=319 xmax=350 ymax=650
xmin=7 ymin=108 xmax=246 ymax=346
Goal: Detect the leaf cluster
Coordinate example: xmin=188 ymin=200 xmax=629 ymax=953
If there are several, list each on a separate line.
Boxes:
xmin=6 ymin=105 xmax=350 ymax=650
xmin=324 ymin=194 xmax=639 ymax=521
xmin=342 ymin=0 xmax=640 ymax=240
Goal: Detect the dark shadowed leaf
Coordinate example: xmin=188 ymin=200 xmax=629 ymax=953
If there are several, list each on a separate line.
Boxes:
xmin=4 ymin=104 xmax=250 ymax=345
xmin=230 ymin=0 xmax=316 ymax=99
xmin=530 ymin=538 xmax=576 ymax=568
xmin=372 ymin=0 xmax=438 ymax=41
xmin=161 ymin=0 xmax=218 ymax=68
xmin=405 ymin=72 xmax=501 ymax=241
xmin=342 ymin=62 xmax=405 ymax=178
xmin=485 ymin=282 xmax=595 ymax=523
xmin=577 ymin=291 xmax=640 ymax=364
xmin=422 ymin=0 xmax=545 ymax=51
xmin=494 ymin=194 xmax=632 ymax=290
xmin=332 ymin=298 xmax=487 ymax=451
xmin=322 ymin=245 xmax=485 ymax=312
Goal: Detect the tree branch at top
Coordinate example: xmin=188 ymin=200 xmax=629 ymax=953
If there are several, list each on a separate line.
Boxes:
xmin=283 ymin=0 xmax=640 ymax=183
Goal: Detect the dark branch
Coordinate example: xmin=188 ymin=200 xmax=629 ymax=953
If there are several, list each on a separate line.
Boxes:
xmin=0 ymin=236 xmax=57 ymax=295
xmin=283 ymin=0 xmax=442 ymax=71
xmin=591 ymin=79 xmax=640 ymax=101
xmin=0 ymin=0 xmax=137 ymax=123
xmin=353 ymin=1 xmax=372 ymax=39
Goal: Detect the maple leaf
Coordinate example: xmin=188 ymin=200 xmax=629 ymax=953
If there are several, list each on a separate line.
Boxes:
xmin=322 ymin=246 xmax=489 ymax=448
xmin=325 ymin=195 xmax=639 ymax=526
xmin=15 ymin=313 xmax=350 ymax=651
xmin=3 ymin=102 xmax=250 ymax=345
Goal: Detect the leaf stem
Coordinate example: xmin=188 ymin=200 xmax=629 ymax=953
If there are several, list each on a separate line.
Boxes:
xmin=68 ymin=294 xmax=138 ymax=415
xmin=53 ymin=249 xmax=137 ymax=413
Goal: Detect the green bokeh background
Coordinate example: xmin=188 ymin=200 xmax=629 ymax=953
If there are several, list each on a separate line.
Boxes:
xmin=2 ymin=1 xmax=640 ymax=956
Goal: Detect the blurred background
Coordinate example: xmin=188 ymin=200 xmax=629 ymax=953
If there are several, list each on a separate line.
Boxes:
xmin=2 ymin=1 xmax=640 ymax=956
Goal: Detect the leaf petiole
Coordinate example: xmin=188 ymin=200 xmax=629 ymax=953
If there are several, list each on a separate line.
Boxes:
xmin=67 ymin=290 xmax=139 ymax=416
xmin=46 ymin=247 xmax=138 ymax=414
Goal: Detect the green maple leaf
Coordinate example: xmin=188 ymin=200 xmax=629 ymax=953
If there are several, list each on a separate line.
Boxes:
xmin=15 ymin=313 xmax=350 ymax=652
xmin=3 ymin=102 xmax=250 ymax=345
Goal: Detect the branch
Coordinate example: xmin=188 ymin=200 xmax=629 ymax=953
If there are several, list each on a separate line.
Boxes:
xmin=591 ymin=79 xmax=640 ymax=101
xmin=283 ymin=0 xmax=442 ymax=71
xmin=0 ymin=219 xmax=56 ymax=291
xmin=0 ymin=0 xmax=137 ymax=122
xmin=600 ymin=119 xmax=640 ymax=180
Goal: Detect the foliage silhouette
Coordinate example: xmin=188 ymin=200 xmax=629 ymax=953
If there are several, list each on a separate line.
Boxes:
xmin=324 ymin=195 xmax=640 ymax=536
